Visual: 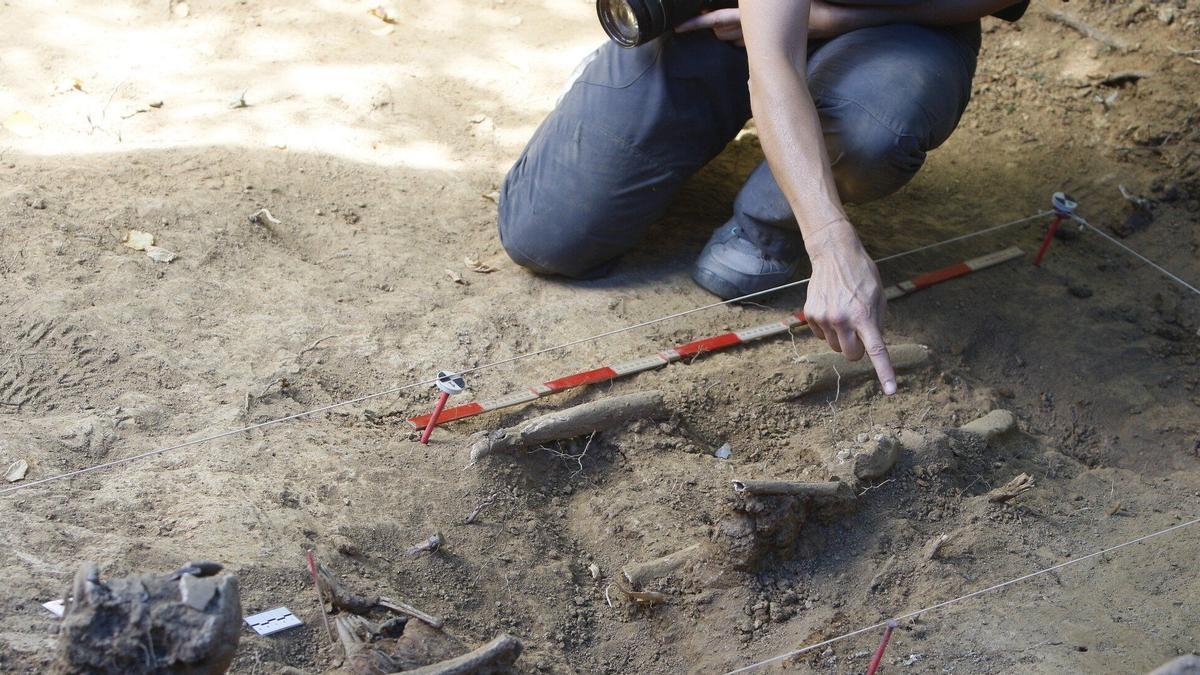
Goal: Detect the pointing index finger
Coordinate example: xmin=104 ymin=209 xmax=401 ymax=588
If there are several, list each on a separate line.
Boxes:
xmin=859 ymin=324 xmax=896 ymax=395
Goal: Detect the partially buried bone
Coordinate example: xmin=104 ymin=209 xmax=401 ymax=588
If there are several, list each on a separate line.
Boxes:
xmin=621 ymin=543 xmax=705 ymax=588
xmin=988 ymin=473 xmax=1035 ymax=503
xmin=317 ymin=562 xmax=444 ymax=628
xmin=782 ymin=344 xmax=930 ymax=398
xmin=407 ymin=531 xmax=444 ymax=557
xmin=336 ymin=613 xmax=522 ymax=675
xmin=467 ymin=391 xmax=665 ymax=462
xmin=731 ymin=480 xmax=855 ymax=505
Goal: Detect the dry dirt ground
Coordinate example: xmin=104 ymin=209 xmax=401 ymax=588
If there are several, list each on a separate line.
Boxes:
xmin=2 ymin=1 xmax=1199 ymax=673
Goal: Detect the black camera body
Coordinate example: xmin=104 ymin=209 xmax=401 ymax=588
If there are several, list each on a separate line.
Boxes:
xmin=597 ymin=0 xmax=738 ymax=48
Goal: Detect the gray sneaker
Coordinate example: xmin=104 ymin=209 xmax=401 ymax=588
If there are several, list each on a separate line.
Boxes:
xmin=692 ymin=223 xmax=802 ymax=300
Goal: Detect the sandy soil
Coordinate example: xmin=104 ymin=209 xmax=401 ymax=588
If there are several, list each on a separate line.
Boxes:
xmin=1 ymin=1 xmax=1199 ymax=673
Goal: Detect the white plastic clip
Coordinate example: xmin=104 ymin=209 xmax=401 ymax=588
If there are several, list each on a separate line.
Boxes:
xmin=435 ymin=370 xmax=466 ymax=396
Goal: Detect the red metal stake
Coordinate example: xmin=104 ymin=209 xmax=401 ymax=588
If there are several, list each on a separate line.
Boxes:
xmin=866 ymin=619 xmax=898 ymax=675
xmin=418 ymin=371 xmax=466 ymax=444
xmin=419 ymin=391 xmax=450 ymax=444
xmin=1032 ymin=214 xmax=1064 ymax=266
xmin=1034 ymin=192 xmax=1080 ymax=267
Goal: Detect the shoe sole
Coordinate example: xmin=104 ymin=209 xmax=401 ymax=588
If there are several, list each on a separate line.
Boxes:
xmin=692 ymin=252 xmax=797 ymax=302
xmin=691 ymin=265 xmax=746 ymax=301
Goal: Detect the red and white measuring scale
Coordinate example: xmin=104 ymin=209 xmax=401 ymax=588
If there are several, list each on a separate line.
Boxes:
xmin=409 ymin=246 xmax=1024 ymax=431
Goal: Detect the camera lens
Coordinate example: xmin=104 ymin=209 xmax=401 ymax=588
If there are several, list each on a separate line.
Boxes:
xmin=597 ymin=0 xmax=643 ymax=47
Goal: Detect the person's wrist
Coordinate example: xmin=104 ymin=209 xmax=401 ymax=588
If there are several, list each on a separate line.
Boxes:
xmin=805 ymin=218 xmax=862 ymax=262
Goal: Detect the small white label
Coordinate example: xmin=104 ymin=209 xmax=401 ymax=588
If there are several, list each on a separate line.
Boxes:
xmin=43 ymin=599 xmax=66 ymax=617
xmin=244 ymin=607 xmax=302 ymax=636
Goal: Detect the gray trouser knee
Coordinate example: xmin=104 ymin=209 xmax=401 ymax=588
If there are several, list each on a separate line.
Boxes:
xmin=499 ymin=32 xmax=750 ymax=278
xmin=500 ymin=22 xmax=980 ymax=275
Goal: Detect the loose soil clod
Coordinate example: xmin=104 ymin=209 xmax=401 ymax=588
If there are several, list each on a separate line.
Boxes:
xmin=959 ymin=409 xmax=1018 ymax=442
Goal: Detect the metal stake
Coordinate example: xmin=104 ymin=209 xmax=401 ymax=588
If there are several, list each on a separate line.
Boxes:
xmin=1033 ymin=192 xmax=1078 ymax=266
xmin=419 ymin=371 xmax=465 ymax=444
xmin=866 ymin=619 xmax=898 ymax=675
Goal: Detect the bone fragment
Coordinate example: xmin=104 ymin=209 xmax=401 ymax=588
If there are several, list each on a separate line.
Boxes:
xmin=317 ymin=563 xmax=444 ymax=628
xmin=402 ymin=634 xmax=524 ymax=675
xmin=731 ymin=479 xmax=856 ymax=506
xmin=317 ymin=562 xmax=378 ymax=614
xmin=988 ymin=473 xmax=1035 ymax=503
xmin=621 ymin=543 xmax=704 ymax=588
xmin=785 ymin=344 xmax=930 ymax=398
xmin=468 ymin=391 xmax=665 ymax=462
xmin=923 ymin=533 xmax=952 ymax=561
xmin=406 ymin=531 xmax=444 ymax=557
xmin=378 ymin=596 xmax=445 ymax=629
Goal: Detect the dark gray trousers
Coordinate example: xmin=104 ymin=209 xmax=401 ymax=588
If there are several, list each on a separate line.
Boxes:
xmin=499 ymin=23 xmax=981 ymax=278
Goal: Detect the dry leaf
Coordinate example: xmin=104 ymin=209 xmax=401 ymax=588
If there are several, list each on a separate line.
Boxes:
xmin=5 ymin=459 xmax=28 ymax=483
xmin=482 ymin=190 xmax=500 ymax=204
xmin=445 ymin=269 xmax=468 ymax=285
xmin=464 ymin=256 xmax=496 ymax=273
xmin=368 ymin=5 xmax=398 ymax=23
xmin=145 ymin=245 xmax=177 ymax=263
xmin=2 ymin=110 xmax=39 ymax=137
xmin=122 ymin=229 xmax=156 ymax=251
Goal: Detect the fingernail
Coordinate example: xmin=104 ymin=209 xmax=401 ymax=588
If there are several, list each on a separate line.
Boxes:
xmin=883 ymin=381 xmax=897 ymax=395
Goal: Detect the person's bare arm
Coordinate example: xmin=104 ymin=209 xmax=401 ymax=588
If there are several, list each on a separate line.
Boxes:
xmin=812 ymin=0 xmax=1026 ymax=35
xmin=738 ymin=0 xmax=897 ymax=394
xmin=678 ymin=1 xmax=1025 ymax=42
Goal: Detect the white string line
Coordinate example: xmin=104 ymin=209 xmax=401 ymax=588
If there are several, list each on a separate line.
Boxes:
xmin=450 ymin=210 xmax=1052 ymax=379
xmin=873 ymin=210 xmax=1050 ymax=265
xmin=0 ymin=383 xmax=430 ymax=495
xmin=1071 ymin=215 xmax=1200 ymax=297
xmin=0 ymin=209 xmax=1051 ymax=497
xmin=724 ymin=514 xmax=1200 ymax=674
